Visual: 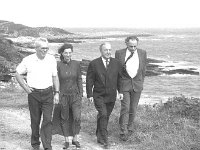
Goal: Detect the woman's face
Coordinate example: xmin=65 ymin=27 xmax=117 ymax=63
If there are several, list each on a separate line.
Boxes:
xmin=62 ymin=48 xmax=72 ymax=61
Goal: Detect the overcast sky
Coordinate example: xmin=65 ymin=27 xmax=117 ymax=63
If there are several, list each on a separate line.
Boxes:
xmin=1 ymin=0 xmax=200 ymax=28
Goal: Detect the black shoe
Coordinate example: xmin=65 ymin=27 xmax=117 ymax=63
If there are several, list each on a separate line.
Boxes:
xmin=97 ymin=139 xmax=104 ymax=145
xmin=72 ymin=140 xmax=81 ymax=148
xmin=63 ymin=142 xmax=69 ymax=149
xmin=103 ymin=143 xmax=110 ymax=149
xmin=31 ymin=146 xmax=40 ymax=150
xmin=128 ymin=130 xmax=133 ymax=137
xmin=120 ymin=134 xmax=128 ymax=141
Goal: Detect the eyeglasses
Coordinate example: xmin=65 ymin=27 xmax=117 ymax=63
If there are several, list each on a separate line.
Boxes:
xmin=39 ymin=47 xmax=49 ymax=52
xmin=41 ymin=47 xmax=49 ymax=50
xmin=128 ymin=46 xmax=136 ymax=48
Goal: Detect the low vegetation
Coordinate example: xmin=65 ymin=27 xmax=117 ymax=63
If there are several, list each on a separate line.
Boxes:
xmin=1 ymin=85 xmax=200 ymax=150
xmin=82 ymin=95 xmax=200 ymax=150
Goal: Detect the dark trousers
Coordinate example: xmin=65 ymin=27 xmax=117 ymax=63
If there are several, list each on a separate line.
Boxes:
xmin=28 ymin=87 xmax=53 ymax=150
xmin=60 ymin=95 xmax=82 ymax=137
xmin=94 ymin=99 xmax=115 ymax=144
xmin=119 ymin=89 xmax=141 ymax=135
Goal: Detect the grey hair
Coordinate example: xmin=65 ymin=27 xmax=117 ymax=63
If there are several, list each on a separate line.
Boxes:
xmin=99 ymin=42 xmax=111 ymax=51
xmin=34 ymin=37 xmax=48 ymax=48
xmin=125 ymin=36 xmax=139 ymax=43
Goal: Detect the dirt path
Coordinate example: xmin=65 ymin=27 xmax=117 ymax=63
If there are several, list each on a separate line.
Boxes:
xmin=0 ymin=108 xmax=121 ymax=150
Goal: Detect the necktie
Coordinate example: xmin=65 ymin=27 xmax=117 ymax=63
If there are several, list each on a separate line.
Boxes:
xmin=105 ymin=59 xmax=109 ymax=69
xmin=125 ymin=51 xmax=134 ymax=64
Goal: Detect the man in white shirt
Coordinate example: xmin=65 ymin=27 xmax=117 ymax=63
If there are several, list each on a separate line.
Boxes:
xmin=115 ymin=36 xmax=147 ymax=141
xmin=15 ymin=37 xmax=59 ymax=150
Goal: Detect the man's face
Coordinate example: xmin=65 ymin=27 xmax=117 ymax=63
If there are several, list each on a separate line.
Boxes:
xmin=36 ymin=42 xmax=49 ymax=59
xmin=126 ymin=39 xmax=138 ymax=52
xmin=100 ymin=43 xmax=111 ymax=59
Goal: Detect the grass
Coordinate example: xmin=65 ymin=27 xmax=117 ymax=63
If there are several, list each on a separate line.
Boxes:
xmin=1 ymin=85 xmax=200 ymax=150
xmin=81 ymin=95 xmax=200 ymax=150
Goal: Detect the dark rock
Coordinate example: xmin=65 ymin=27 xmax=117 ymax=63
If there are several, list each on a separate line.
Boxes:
xmin=0 ymin=74 xmax=13 ymax=82
xmin=79 ymin=59 xmax=200 ymax=77
xmin=0 ymin=37 xmax=30 ymax=82
xmin=161 ymin=69 xmax=199 ymax=75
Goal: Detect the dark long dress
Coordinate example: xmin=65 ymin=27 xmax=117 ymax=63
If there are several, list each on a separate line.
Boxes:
xmin=52 ymin=60 xmax=83 ymax=136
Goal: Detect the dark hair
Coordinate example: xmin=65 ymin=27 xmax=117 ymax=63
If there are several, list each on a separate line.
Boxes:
xmin=125 ymin=36 xmax=139 ymax=43
xmin=58 ymin=43 xmax=73 ymax=61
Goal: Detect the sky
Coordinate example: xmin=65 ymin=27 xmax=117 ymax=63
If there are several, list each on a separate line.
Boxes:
xmin=1 ymin=0 xmax=200 ymax=28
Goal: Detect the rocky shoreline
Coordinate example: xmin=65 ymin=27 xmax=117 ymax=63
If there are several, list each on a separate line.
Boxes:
xmin=0 ymin=37 xmax=199 ymax=82
xmin=0 ymin=20 xmax=199 ymax=82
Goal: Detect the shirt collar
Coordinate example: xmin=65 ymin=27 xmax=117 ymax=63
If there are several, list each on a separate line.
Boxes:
xmin=126 ymin=48 xmax=137 ymax=53
xmin=63 ymin=59 xmax=72 ymax=65
xmin=101 ymin=57 xmax=110 ymax=62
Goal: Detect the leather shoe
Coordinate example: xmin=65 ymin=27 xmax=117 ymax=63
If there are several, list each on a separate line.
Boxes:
xmin=120 ymin=134 xmax=128 ymax=141
xmin=128 ymin=130 xmax=133 ymax=137
xmin=103 ymin=143 xmax=111 ymax=149
xmin=72 ymin=140 xmax=81 ymax=148
xmin=97 ymin=139 xmax=104 ymax=145
xmin=63 ymin=142 xmax=69 ymax=149
xmin=31 ymin=146 xmax=40 ymax=150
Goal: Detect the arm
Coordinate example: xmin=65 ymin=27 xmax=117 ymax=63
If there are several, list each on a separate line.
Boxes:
xmin=142 ymin=51 xmax=147 ymax=80
xmin=77 ymin=62 xmax=83 ymax=97
xmin=52 ymin=74 xmax=60 ymax=104
xmin=117 ymin=60 xmax=123 ymax=100
xmin=86 ymin=62 xmax=95 ymax=99
xmin=52 ymin=60 xmax=60 ymax=104
xmin=115 ymin=50 xmax=119 ymax=59
xmin=52 ymin=75 xmax=59 ymax=92
xmin=15 ymin=72 xmax=32 ymax=93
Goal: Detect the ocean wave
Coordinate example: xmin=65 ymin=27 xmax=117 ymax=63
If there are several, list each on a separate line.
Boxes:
xmin=140 ymin=37 xmax=162 ymax=41
xmin=156 ymin=34 xmax=200 ymax=39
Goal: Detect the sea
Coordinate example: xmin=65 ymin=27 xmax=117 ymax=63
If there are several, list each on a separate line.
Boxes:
xmin=41 ymin=28 xmax=200 ymax=104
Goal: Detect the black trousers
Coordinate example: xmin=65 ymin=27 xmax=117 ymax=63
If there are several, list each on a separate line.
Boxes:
xmin=94 ymin=98 xmax=115 ymax=144
xmin=28 ymin=87 xmax=53 ymax=150
xmin=60 ymin=94 xmax=82 ymax=137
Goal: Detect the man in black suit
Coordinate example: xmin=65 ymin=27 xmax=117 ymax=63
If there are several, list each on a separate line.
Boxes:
xmin=86 ymin=42 xmax=123 ymax=149
xmin=115 ymin=36 xmax=147 ymax=141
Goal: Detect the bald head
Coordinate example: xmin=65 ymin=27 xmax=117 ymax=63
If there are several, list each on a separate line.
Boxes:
xmin=99 ymin=42 xmax=111 ymax=59
xmin=99 ymin=42 xmax=111 ymax=51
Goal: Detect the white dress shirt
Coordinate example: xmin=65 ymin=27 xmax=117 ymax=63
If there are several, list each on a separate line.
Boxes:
xmin=102 ymin=57 xmax=110 ymax=69
xmin=16 ymin=53 xmax=57 ymax=89
xmin=125 ymin=49 xmax=139 ymax=78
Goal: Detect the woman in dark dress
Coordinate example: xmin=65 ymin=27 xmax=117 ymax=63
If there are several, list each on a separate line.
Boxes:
xmin=52 ymin=43 xmax=83 ymax=149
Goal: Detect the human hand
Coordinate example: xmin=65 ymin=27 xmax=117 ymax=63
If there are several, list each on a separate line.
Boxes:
xmin=26 ymin=86 xmax=34 ymax=94
xmin=118 ymin=93 xmax=123 ymax=101
xmin=53 ymin=93 xmax=59 ymax=104
xmin=88 ymin=97 xmax=94 ymax=103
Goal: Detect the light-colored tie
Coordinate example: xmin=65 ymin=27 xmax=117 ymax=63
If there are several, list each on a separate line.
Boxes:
xmin=106 ymin=59 xmax=109 ymax=69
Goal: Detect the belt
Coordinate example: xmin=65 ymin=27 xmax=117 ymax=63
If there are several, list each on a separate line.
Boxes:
xmin=32 ymin=86 xmax=52 ymax=92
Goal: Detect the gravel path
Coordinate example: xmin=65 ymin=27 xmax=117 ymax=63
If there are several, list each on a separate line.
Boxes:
xmin=0 ymin=108 xmax=120 ymax=150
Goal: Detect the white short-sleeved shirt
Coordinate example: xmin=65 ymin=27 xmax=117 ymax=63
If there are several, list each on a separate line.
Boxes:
xmin=16 ymin=53 xmax=57 ymax=89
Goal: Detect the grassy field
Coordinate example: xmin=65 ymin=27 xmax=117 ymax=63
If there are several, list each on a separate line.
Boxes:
xmin=1 ymin=86 xmax=200 ymax=150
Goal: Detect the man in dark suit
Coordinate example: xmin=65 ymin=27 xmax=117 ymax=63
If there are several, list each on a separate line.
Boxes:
xmin=86 ymin=42 xmax=123 ymax=149
xmin=115 ymin=36 xmax=147 ymax=141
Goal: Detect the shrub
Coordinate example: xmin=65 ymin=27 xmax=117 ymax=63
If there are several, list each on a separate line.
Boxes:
xmin=160 ymin=95 xmax=200 ymax=122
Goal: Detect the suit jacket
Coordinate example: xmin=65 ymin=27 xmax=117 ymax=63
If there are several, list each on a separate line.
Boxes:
xmin=57 ymin=60 xmax=83 ymax=96
xmin=115 ymin=48 xmax=147 ymax=92
xmin=86 ymin=57 xmax=122 ymax=103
